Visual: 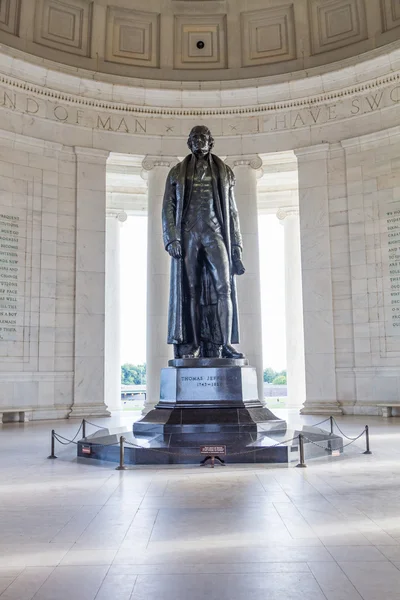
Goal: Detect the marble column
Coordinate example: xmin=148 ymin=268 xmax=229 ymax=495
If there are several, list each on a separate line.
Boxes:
xmin=225 ymin=155 xmax=264 ymax=401
xmin=295 ymin=145 xmax=341 ymax=415
xmin=70 ymin=147 xmax=111 ymax=418
xmin=276 ymin=208 xmax=306 ymax=410
xmin=105 ymin=210 xmax=127 ymax=412
xmin=142 ymin=156 xmax=178 ymax=413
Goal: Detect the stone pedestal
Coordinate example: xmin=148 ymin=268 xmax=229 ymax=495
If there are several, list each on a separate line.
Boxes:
xmin=133 ymin=358 xmax=286 ymax=441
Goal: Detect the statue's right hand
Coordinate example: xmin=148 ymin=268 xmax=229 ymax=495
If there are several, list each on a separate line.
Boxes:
xmin=167 ymin=241 xmax=182 ymax=259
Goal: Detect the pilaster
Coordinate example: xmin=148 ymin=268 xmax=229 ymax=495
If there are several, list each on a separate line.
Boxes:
xmin=143 ymin=155 xmax=179 ymax=413
xmin=295 ymin=144 xmax=342 ymax=415
xmin=70 ymin=147 xmax=111 ymax=418
xmin=225 ymin=154 xmax=264 ymax=401
xmin=276 ymin=207 xmax=306 ymax=410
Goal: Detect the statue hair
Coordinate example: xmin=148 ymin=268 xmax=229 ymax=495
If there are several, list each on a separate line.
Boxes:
xmin=187 ymin=126 xmax=214 ymax=152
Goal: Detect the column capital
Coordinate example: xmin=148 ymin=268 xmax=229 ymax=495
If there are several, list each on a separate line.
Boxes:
xmin=142 ymin=155 xmax=179 ymax=171
xmin=225 ymin=154 xmax=263 ymax=171
xmin=106 ymin=209 xmax=128 ymax=222
xmin=276 ymin=207 xmax=299 ymax=221
xmin=74 ymin=146 xmax=110 ymax=163
xmin=294 ymin=144 xmax=330 ymax=160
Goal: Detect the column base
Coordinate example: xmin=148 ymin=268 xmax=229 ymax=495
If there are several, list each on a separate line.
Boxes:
xmin=300 ymin=400 xmax=343 ymax=415
xmin=69 ymin=404 xmax=111 ymax=419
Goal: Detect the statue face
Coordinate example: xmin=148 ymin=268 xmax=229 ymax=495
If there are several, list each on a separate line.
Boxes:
xmin=189 ymin=127 xmax=211 ymax=156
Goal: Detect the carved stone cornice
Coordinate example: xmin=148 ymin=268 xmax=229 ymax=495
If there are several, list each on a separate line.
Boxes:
xmin=0 ymin=57 xmax=399 ymax=119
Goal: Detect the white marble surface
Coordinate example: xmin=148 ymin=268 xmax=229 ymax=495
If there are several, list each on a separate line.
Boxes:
xmin=0 ymin=411 xmax=400 ymax=599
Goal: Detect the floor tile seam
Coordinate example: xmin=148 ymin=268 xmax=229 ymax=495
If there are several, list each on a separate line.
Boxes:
xmin=99 ymin=472 xmax=127 ymax=499
xmin=47 ymin=504 xmax=88 ymax=543
xmin=381 ymin=555 xmax=400 ymax=570
xmin=128 ymin=574 xmax=139 ymax=600
xmin=0 ymin=569 xmax=21 ymax=598
xmin=254 ymin=473 xmax=284 ymax=494
xmin=313 ymin=487 xmax=374 ymax=542
xmin=145 ymin=509 xmax=161 ymax=548
xmin=368 ymin=517 xmax=400 ymax=544
xmin=117 ymin=508 xmax=159 ymax=553
xmin=305 ymin=565 xmax=330 ymax=600
xmin=283 ymin=501 xmax=330 ymax=542
xmin=70 ymin=504 xmax=107 ymax=546
xmin=22 ymin=564 xmax=57 ymax=600
xmin=331 ymin=560 xmax=370 ymax=600
xmin=92 ymin=563 xmax=113 ymax=600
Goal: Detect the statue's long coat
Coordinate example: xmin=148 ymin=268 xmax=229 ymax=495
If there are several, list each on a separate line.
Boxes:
xmin=162 ymin=153 xmax=243 ymax=345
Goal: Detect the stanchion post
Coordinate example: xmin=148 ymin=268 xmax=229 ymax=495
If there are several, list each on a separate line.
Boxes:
xmin=82 ymin=419 xmax=86 ymax=439
xmin=296 ymin=434 xmax=307 ymax=468
xmin=115 ymin=435 xmax=127 ymax=470
xmin=330 ymin=416 xmax=334 ymax=434
xmin=363 ymin=425 xmax=372 ymax=455
xmin=47 ymin=429 xmax=57 ymax=459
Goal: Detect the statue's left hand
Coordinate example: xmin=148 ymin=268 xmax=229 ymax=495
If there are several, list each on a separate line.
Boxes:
xmin=232 ymin=246 xmax=245 ymax=275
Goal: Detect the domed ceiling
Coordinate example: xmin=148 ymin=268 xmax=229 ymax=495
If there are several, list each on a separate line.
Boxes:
xmin=0 ymin=0 xmax=399 ymax=81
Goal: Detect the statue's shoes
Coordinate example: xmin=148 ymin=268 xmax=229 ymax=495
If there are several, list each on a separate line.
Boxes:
xmin=221 ymin=344 xmax=244 ymax=359
xmin=182 ymin=345 xmax=201 ymax=359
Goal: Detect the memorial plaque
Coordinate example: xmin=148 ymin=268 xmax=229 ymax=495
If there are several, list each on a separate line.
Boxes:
xmin=200 ymin=445 xmax=226 ymax=455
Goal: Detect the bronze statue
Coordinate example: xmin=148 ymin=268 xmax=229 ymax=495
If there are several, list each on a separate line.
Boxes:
xmin=162 ymin=125 xmax=246 ymax=359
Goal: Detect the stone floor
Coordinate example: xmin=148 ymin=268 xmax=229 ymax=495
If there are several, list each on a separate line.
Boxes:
xmin=1 ymin=410 xmax=400 ymax=599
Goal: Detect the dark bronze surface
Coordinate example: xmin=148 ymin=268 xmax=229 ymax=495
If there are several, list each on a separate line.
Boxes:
xmin=130 ymin=125 xmax=289 ymax=462
xmin=162 ymin=125 xmax=245 ymax=359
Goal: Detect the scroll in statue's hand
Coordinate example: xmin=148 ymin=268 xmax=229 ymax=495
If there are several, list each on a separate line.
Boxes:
xmin=232 ymin=246 xmax=245 ymax=276
xmin=167 ymin=240 xmax=182 ymax=259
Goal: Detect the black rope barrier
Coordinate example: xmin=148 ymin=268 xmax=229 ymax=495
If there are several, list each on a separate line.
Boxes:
xmin=310 ymin=417 xmax=332 ymax=428
xmin=330 ymin=417 xmax=364 ymax=441
xmin=47 ymin=415 xmax=373 ymax=467
xmin=82 ymin=419 xmax=108 ymax=432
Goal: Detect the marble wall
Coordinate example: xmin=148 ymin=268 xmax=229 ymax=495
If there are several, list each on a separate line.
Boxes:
xmin=0 ymin=132 xmax=76 ymax=420
xmin=0 ymin=39 xmax=399 ymax=418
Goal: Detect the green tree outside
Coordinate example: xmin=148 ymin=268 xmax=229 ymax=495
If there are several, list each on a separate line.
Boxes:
xmin=263 ymin=367 xmax=287 ymax=383
xmin=272 ymin=374 xmax=287 ymax=385
xmin=121 ymin=363 xmax=147 ymax=385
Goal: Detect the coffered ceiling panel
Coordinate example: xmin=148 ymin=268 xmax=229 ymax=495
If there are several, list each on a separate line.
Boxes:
xmin=241 ymin=4 xmax=296 ymax=67
xmin=381 ymin=0 xmax=400 ymax=31
xmin=105 ymin=6 xmax=159 ymax=67
xmin=309 ymin=0 xmax=368 ymax=55
xmin=0 ymin=0 xmax=396 ymax=81
xmin=34 ymin=0 xmax=92 ymax=56
xmin=174 ymin=14 xmax=227 ymax=69
xmin=0 ymin=0 xmax=20 ymax=35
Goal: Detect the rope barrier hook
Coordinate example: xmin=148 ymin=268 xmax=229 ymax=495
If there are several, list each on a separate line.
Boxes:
xmin=47 ymin=429 xmax=57 ymax=459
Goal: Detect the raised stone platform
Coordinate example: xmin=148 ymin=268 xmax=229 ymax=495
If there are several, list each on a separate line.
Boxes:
xmin=77 ymin=425 xmax=343 ymax=465
xmin=78 ymin=358 xmax=345 ymax=465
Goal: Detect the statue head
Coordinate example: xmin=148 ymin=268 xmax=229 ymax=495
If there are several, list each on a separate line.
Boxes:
xmin=187 ymin=125 xmax=214 ymax=157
